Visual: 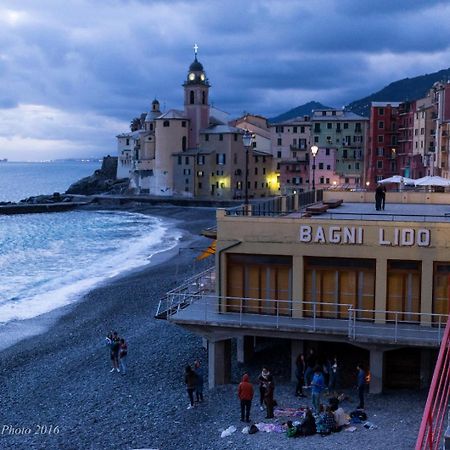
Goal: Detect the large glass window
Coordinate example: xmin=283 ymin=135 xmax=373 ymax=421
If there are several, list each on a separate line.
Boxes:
xmin=304 ymin=257 xmax=375 ymax=320
xmin=226 ymin=254 xmax=292 ymax=316
xmin=387 ymin=260 xmax=421 ymax=322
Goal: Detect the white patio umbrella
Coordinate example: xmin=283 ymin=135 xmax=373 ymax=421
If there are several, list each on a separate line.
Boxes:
xmin=413 ymin=176 xmax=450 ymax=187
xmin=378 ymin=175 xmax=415 ymax=185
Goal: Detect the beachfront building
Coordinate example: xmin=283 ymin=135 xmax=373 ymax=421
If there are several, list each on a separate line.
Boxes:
xmin=311 ymin=109 xmax=368 ymax=189
xmin=269 ymin=116 xmax=311 ymax=193
xmin=158 ymin=191 xmax=450 ymax=393
xmin=366 ymin=102 xmax=401 ymax=185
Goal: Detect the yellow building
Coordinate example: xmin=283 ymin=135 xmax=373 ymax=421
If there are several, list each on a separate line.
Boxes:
xmin=158 ymin=191 xmax=450 ymax=393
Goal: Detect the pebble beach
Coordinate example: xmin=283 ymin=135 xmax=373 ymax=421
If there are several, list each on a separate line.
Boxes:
xmin=0 ymin=205 xmax=426 ymax=450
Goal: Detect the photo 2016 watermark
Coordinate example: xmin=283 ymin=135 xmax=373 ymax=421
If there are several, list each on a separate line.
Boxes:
xmin=2 ymin=425 xmax=60 ymax=436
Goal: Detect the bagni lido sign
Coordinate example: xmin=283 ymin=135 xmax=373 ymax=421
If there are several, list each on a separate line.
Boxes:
xmin=299 ymin=225 xmax=431 ymax=247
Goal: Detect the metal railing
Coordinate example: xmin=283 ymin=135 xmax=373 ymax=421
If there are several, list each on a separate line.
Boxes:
xmin=158 ymin=284 xmax=447 ymax=345
xmin=224 ymin=190 xmax=321 ymax=217
xmin=415 ymin=277 xmax=450 ymax=450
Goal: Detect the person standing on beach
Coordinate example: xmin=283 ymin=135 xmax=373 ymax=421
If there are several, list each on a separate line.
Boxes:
xmin=356 ymin=363 xmax=367 ymax=409
xmin=119 ymin=338 xmax=128 ymax=375
xmin=106 ymin=331 xmax=121 ymax=373
xmin=258 ymin=367 xmax=270 ymax=411
xmin=238 ymin=373 xmax=254 ymax=422
xmin=304 ymin=348 xmax=316 ymax=387
xmin=295 ymin=353 xmax=306 ymax=397
xmin=184 ymin=365 xmax=198 ymax=410
xmin=311 ymin=365 xmax=325 ymax=414
xmin=194 ymin=360 xmax=204 ymax=403
xmin=264 ymin=374 xmax=275 ymax=419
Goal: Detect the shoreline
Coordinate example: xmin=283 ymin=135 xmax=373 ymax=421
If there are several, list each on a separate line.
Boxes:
xmin=0 ymin=205 xmax=215 ymax=353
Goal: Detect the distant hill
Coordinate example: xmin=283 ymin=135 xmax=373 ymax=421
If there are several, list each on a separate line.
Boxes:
xmin=269 ymin=101 xmax=331 ymax=123
xmin=346 ymin=67 xmax=450 ymax=117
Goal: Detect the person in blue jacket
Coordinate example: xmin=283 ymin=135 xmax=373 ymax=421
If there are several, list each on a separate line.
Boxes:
xmin=311 ymin=365 xmax=325 ymax=413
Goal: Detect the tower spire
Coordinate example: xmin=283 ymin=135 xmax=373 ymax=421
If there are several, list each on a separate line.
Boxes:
xmin=193 ymin=43 xmax=198 ymax=59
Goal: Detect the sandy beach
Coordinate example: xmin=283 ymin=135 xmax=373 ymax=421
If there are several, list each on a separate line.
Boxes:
xmin=0 ymin=205 xmax=426 ymax=450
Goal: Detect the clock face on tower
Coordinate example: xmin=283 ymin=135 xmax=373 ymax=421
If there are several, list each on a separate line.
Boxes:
xmin=200 ymin=73 xmax=205 ymax=81
xmin=189 ymin=72 xmax=195 ymax=81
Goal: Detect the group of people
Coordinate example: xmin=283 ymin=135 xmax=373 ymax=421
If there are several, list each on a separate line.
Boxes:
xmin=375 ymin=183 xmax=387 ymax=210
xmin=238 ymin=367 xmax=275 ymax=422
xmin=106 ymin=331 xmax=128 ymax=374
xmin=295 ymin=349 xmax=368 ymax=413
xmin=184 ymin=360 xmax=204 ymax=409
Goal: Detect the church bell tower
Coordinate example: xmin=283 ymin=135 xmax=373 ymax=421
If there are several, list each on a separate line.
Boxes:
xmin=183 ymin=45 xmax=210 ymax=149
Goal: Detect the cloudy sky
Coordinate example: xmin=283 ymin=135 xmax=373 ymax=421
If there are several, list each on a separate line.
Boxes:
xmin=1 ymin=0 xmax=449 ymax=160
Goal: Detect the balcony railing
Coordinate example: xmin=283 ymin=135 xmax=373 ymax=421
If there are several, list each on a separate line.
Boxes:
xmin=156 ymin=288 xmax=447 ymax=347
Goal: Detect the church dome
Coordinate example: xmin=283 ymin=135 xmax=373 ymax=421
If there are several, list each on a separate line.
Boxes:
xmin=189 ymin=57 xmax=203 ymax=72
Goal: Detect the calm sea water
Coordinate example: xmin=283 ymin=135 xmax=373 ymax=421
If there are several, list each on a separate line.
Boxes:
xmin=0 ymin=162 xmax=181 ymax=326
xmin=0 ymin=160 xmax=101 ymax=202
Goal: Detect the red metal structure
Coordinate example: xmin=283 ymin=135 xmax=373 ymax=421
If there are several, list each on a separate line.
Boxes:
xmin=415 ymin=276 xmax=450 ymax=450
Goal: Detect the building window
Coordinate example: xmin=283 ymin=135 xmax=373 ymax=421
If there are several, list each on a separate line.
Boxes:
xmin=234 ymin=134 xmax=238 ymax=141
xmin=202 ymin=91 xmax=206 ymax=105
xmin=185 ymin=178 xmax=189 ymax=184
xmin=263 ymin=168 xmax=266 ymax=174
xmin=275 ymin=126 xmax=284 ymax=133
xmin=320 ymin=177 xmax=324 ymax=183
xmin=205 ymin=134 xmax=209 ymax=141
xmin=378 ymin=121 xmax=384 ymax=129
xmin=314 ymin=124 xmax=321 ymax=133
xmin=387 ymin=260 xmax=421 ymax=322
xmin=293 ymin=126 xmax=297 ymax=133
xmin=197 ymin=170 xmax=204 ymax=177
xmin=216 ymin=154 xmax=226 ymax=165
xmin=378 ymin=108 xmax=384 ymax=115
xmin=185 ymin=157 xmax=189 ymax=165
xmin=277 ymin=138 xmax=282 ymax=146
xmin=182 ymin=136 xmax=187 ymax=151
xmin=433 ymin=263 xmax=450 ymax=319
xmin=197 ymin=155 xmax=205 ymax=165
xmin=377 ymin=147 xmax=384 ymax=156
xmin=327 ymin=165 xmax=331 ymax=170
xmin=219 ymin=134 xmax=223 ymax=141
xmin=304 ymin=257 xmax=375 ymax=320
xmin=378 ymin=135 xmax=384 ymax=143
xmin=325 ymin=148 xmax=330 ymax=156
xmin=343 ymin=123 xmax=349 ymax=129
xmin=314 ymin=136 xmax=319 ymax=143
xmin=327 ymin=123 xmax=332 ymax=129
xmin=254 ymin=167 xmax=258 ymax=175
xmin=198 ymin=182 xmax=202 ymax=189
xmin=181 ymin=121 xmax=186 ymax=128
xmin=301 ymin=126 xmax=305 ymax=133
xmin=190 ymin=90 xmax=194 ymax=104
xmin=163 ymin=121 xmax=170 ymax=127
xmin=277 ymin=151 xmax=282 ymax=158
xmin=225 ymin=254 xmax=292 ymax=315
xmin=355 ymin=123 xmax=362 ymax=133
xmin=177 ymin=156 xmax=182 ymax=165
xmin=319 ymin=163 xmax=324 ymax=169
xmin=126 ymin=138 xmax=130 ymax=146
xmin=326 ymin=178 xmax=330 ymax=184
xmin=377 ymin=160 xmax=383 ymax=169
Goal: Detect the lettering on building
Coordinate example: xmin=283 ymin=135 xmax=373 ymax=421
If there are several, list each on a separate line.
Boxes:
xmin=299 ymin=225 xmax=431 ymax=247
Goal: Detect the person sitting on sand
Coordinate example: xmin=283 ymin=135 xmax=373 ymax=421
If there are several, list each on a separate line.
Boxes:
xmin=297 ymin=408 xmax=316 ymax=436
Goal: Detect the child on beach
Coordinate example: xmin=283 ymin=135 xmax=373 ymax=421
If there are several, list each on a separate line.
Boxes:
xmin=119 ymin=338 xmax=128 ymax=375
xmin=106 ymin=331 xmax=121 ymax=373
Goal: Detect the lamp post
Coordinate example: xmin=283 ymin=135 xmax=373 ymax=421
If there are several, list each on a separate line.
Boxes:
xmin=310 ymin=145 xmax=319 ymax=191
xmin=242 ymin=130 xmax=253 ymax=207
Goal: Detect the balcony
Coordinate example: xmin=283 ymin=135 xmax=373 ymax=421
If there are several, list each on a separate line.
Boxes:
xmin=156 ymin=269 xmax=446 ymax=348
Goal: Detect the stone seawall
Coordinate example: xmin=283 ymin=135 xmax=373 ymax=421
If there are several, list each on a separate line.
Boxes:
xmin=0 ymin=202 xmax=89 ymax=215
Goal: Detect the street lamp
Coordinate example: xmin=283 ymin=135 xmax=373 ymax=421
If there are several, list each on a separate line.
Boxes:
xmin=310 ymin=145 xmax=319 ymax=191
xmin=242 ymin=130 xmax=253 ymax=206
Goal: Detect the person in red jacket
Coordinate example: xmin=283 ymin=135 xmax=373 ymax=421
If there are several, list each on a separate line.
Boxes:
xmin=238 ymin=373 xmax=254 ymax=422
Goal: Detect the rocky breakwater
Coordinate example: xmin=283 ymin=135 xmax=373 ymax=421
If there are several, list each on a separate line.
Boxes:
xmin=0 ymin=192 xmax=89 ymax=214
xmin=65 ymin=155 xmax=129 ymax=195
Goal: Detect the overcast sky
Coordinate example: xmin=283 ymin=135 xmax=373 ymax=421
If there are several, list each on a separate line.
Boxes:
xmin=1 ymin=0 xmax=449 ymax=160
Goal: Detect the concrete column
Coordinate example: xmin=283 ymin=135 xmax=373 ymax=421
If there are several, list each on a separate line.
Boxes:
xmin=375 ymin=258 xmax=387 ymax=324
xmin=208 ymin=339 xmax=231 ymax=389
xmin=420 ymin=349 xmax=432 ymax=389
xmin=294 ymin=193 xmax=299 ymax=210
xmin=281 ymin=196 xmax=287 ymax=213
xmin=291 ymin=339 xmax=304 ymax=382
xmin=420 ymin=259 xmax=433 ymax=326
xmin=369 ymin=349 xmax=384 ymax=394
xmin=202 ymin=338 xmax=208 ymax=350
xmin=236 ymin=335 xmax=254 ymax=364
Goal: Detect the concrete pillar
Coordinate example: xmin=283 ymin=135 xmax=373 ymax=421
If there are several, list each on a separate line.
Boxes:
xmin=202 ymin=338 xmax=208 ymax=350
xmin=292 ymin=256 xmax=304 ymax=318
xmin=291 ymin=340 xmax=304 ymax=382
xmin=208 ymin=339 xmax=231 ymax=389
xmin=236 ymin=336 xmax=254 ymax=364
xmin=369 ymin=349 xmax=384 ymax=394
xmin=420 ymin=349 xmax=432 ymax=389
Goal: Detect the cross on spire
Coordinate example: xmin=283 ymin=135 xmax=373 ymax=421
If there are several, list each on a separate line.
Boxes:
xmin=193 ymin=43 xmax=199 ymax=58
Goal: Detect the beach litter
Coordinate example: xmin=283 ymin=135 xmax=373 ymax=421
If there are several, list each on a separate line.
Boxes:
xmin=220 ymin=426 xmax=237 ymax=438
xmin=344 ymin=426 xmax=357 ymax=433
xmin=363 ymin=421 xmax=378 ymax=430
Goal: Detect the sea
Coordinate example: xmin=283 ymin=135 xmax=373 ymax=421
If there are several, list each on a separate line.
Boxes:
xmin=0 ymin=161 xmax=181 ymax=328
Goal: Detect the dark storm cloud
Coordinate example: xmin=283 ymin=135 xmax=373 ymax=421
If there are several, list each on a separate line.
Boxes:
xmin=0 ymin=0 xmax=449 ymax=159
